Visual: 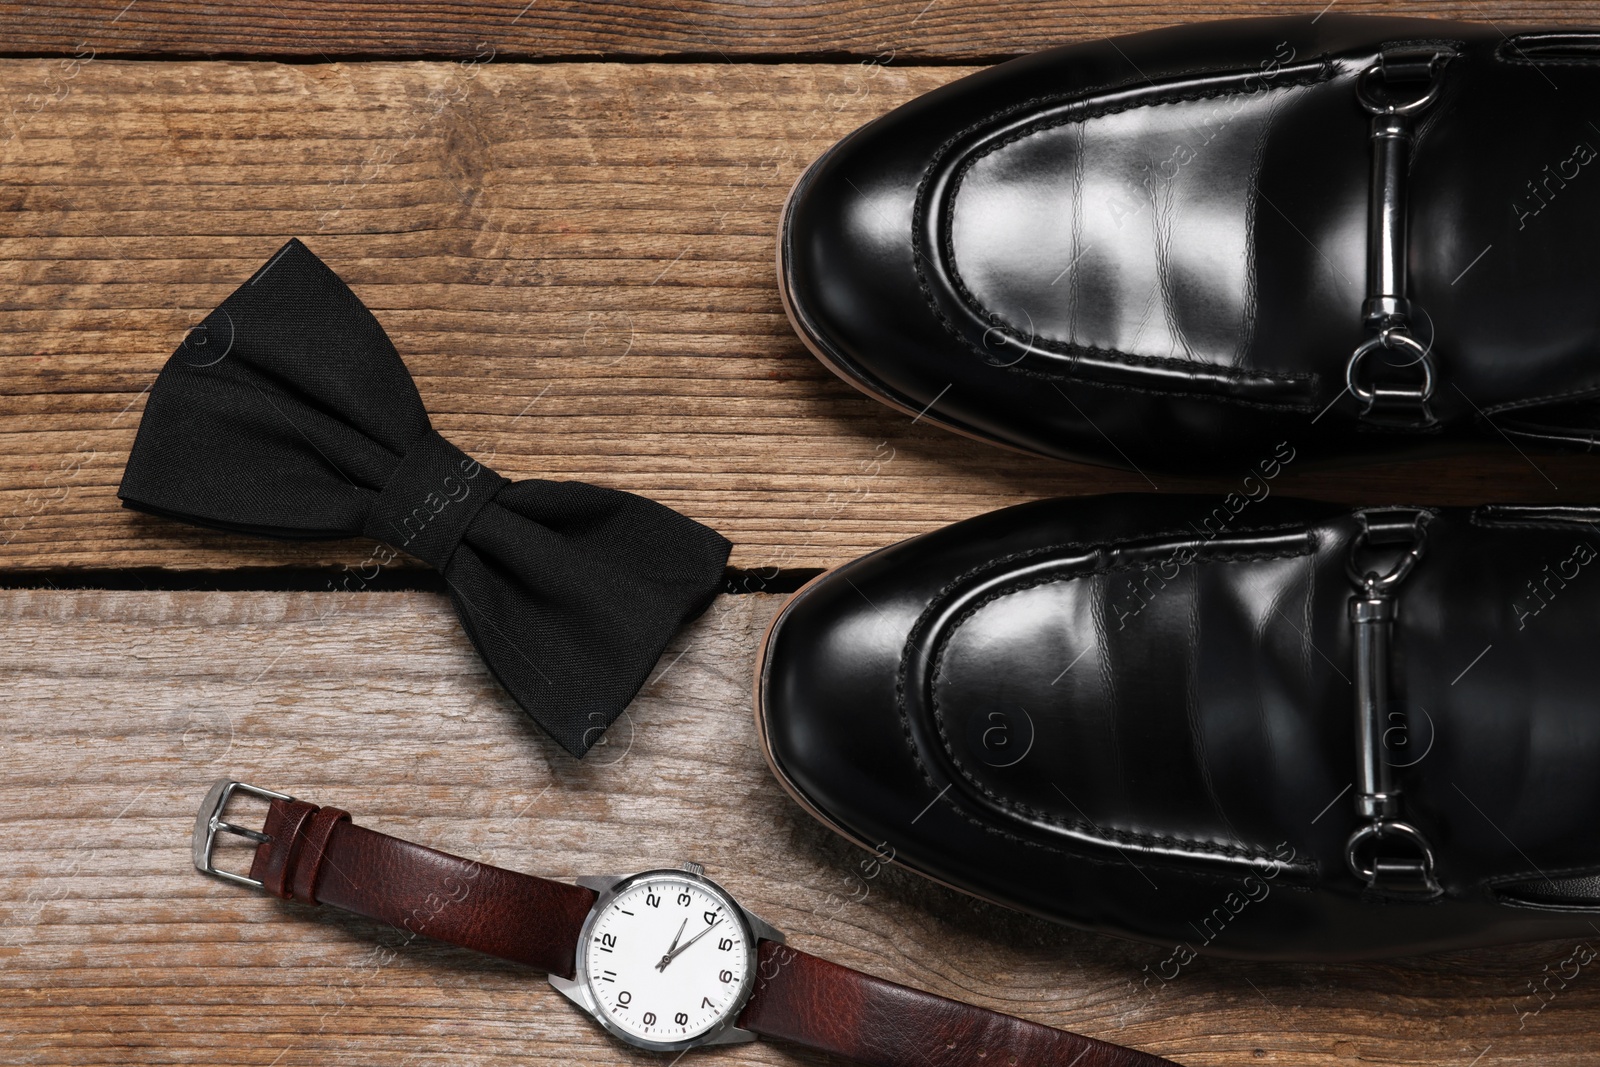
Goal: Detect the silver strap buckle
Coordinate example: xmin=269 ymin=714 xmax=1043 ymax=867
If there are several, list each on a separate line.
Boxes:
xmin=192 ymin=779 xmax=295 ymax=890
xmin=1344 ymin=511 xmax=1442 ymax=898
xmin=1346 ymin=50 xmax=1452 ymax=428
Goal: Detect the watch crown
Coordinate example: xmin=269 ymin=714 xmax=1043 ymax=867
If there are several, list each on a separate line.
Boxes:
xmin=681 ymin=861 xmax=705 ymax=876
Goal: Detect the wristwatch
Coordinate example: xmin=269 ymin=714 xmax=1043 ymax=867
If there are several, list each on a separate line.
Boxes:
xmin=193 ymin=780 xmax=1178 ymax=1067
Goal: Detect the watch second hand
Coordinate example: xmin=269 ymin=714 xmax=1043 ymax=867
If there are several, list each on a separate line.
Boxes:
xmin=657 ymin=917 xmax=688 ymax=971
xmin=656 ymin=917 xmax=720 ymax=971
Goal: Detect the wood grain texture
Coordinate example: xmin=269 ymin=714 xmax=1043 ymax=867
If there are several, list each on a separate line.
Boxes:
xmin=0 ymin=1 xmax=1596 ymax=61
xmin=8 ymin=57 xmax=1600 ymax=574
xmin=5 ymin=587 xmax=1600 ymax=1066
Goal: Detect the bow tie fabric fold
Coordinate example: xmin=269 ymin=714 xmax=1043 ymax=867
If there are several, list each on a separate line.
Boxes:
xmin=118 ymin=238 xmax=731 ymax=757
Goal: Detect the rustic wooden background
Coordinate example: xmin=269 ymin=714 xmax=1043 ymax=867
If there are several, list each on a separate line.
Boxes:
xmin=3 ymin=2 xmax=1600 ymax=1065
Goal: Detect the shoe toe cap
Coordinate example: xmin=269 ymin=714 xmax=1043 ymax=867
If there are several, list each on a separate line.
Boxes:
xmin=781 ymin=120 xmax=951 ymax=408
xmin=758 ymin=557 xmax=931 ymax=846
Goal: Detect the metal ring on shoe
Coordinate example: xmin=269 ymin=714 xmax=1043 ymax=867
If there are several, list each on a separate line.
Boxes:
xmin=1356 ymin=61 xmax=1444 ymax=116
xmin=1344 ymin=512 xmax=1428 ymax=591
xmin=1346 ymin=819 xmax=1437 ymax=884
xmin=1346 ymin=329 xmax=1435 ymax=406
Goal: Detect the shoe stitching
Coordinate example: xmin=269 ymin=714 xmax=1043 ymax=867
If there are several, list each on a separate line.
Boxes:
xmin=1481 ymin=379 xmax=1600 ymax=416
xmin=910 ymin=66 xmax=1331 ymax=405
xmin=1484 ymin=863 xmax=1600 ymax=894
xmin=935 ymin=82 xmax=1323 ymax=379
xmin=1470 ymin=505 xmax=1600 ymax=532
xmin=915 ymin=78 xmax=1324 ymax=396
xmin=934 ymin=795 xmax=1316 ymax=885
xmin=927 ymin=548 xmax=1315 ymax=861
xmin=1490 ymin=423 xmax=1600 ymax=452
xmin=1495 ymin=33 xmax=1600 ymax=66
xmin=892 ymin=524 xmax=1322 ymax=864
xmin=1003 ymin=361 xmax=1318 ymax=411
xmin=1497 ymin=55 xmax=1600 ymax=68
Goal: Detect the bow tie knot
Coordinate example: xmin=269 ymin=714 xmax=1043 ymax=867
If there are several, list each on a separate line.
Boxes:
xmin=365 ymin=430 xmax=507 ymax=572
xmin=120 ymin=239 xmax=730 ymax=757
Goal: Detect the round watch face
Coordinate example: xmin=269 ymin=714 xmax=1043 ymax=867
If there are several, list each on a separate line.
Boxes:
xmin=580 ymin=870 xmax=755 ymax=1048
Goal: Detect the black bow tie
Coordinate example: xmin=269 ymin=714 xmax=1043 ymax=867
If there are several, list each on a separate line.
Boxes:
xmin=118 ymin=239 xmax=730 ymax=757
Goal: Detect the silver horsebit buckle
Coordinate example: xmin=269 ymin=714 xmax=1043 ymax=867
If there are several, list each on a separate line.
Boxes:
xmin=1344 ymin=510 xmax=1441 ymax=898
xmin=192 ymin=779 xmax=295 ymax=890
xmin=1346 ymin=50 xmax=1452 ymax=428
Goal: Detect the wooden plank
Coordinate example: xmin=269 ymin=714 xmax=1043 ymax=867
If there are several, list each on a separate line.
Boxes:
xmin=3 ymin=586 xmax=1598 ymax=1066
xmin=9 ymin=58 xmax=1600 ymax=575
xmin=0 ymin=1 xmax=1595 ymax=62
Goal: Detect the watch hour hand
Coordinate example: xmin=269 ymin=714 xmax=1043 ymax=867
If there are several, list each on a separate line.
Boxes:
xmin=657 ymin=916 xmax=688 ymax=971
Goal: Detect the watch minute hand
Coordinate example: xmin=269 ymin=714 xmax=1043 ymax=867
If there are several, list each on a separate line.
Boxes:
xmin=659 ymin=917 xmax=721 ymax=970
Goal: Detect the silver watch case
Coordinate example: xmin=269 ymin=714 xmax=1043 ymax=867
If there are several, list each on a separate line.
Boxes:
xmin=549 ymin=863 xmax=786 ymax=1054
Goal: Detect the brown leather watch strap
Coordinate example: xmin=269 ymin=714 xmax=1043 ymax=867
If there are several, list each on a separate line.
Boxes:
xmin=246 ymin=798 xmax=596 ymax=979
xmin=737 ymin=941 xmax=1179 ymax=1067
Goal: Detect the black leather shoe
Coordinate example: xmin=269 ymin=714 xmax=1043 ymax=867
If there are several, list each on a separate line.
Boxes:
xmin=757 ymin=494 xmax=1600 ymax=960
xmin=781 ymin=15 xmax=1600 ymax=472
